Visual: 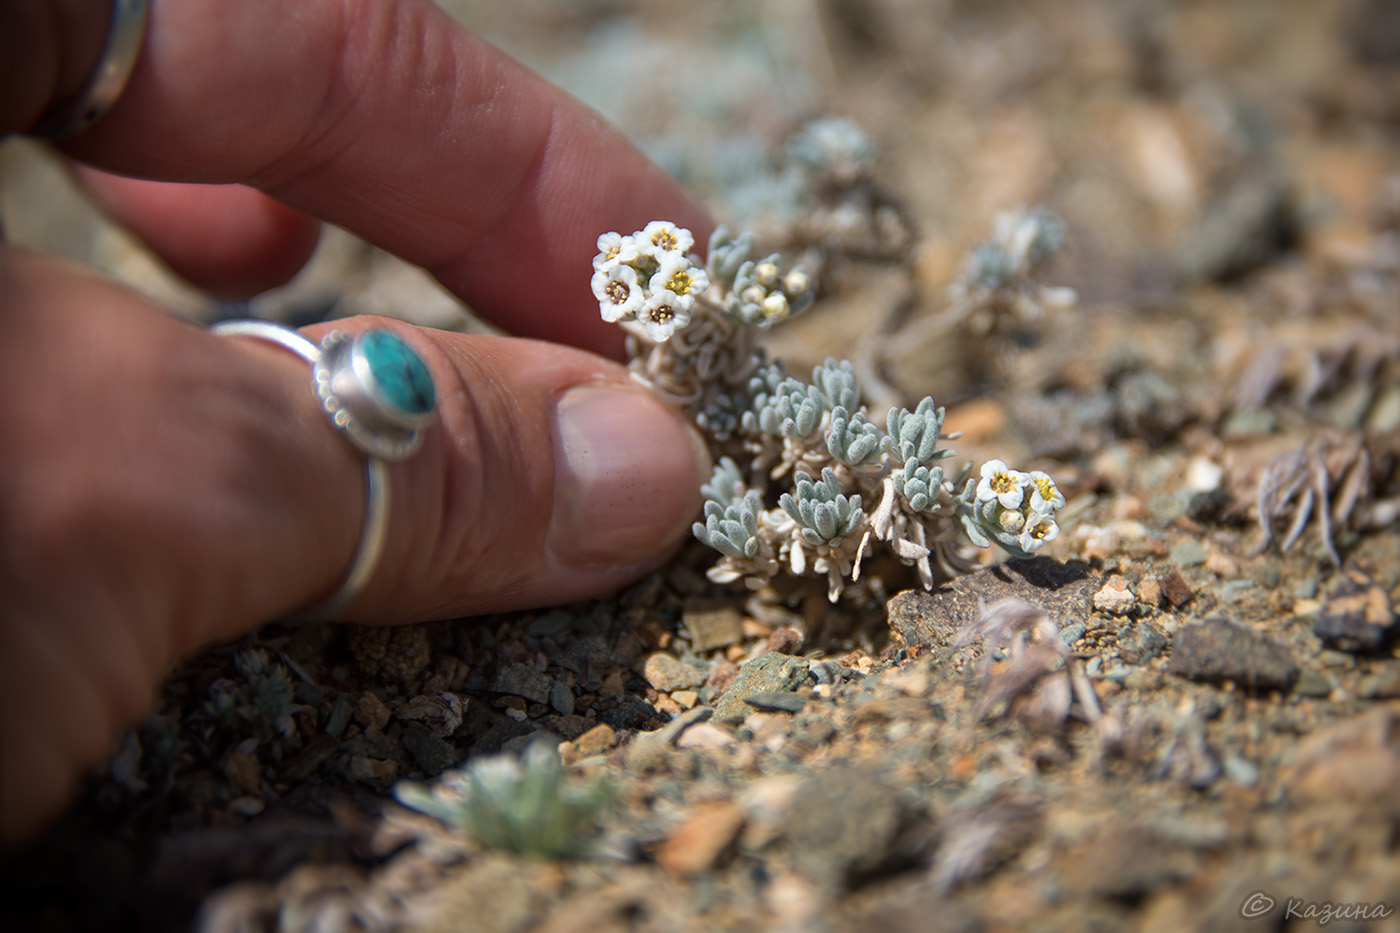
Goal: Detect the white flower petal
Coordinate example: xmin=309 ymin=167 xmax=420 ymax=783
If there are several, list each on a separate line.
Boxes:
xmin=1019 ymin=513 xmax=1059 ymax=552
xmin=639 ymin=220 xmax=693 ymax=257
xmin=640 ymin=293 xmax=691 ymax=342
xmin=592 ymin=264 xmax=643 ymax=322
xmin=1027 ymin=470 xmax=1066 ymax=513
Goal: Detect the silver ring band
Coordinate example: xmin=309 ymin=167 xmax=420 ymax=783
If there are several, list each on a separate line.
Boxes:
xmin=29 ymin=0 xmax=151 ymax=139
xmin=212 ymin=320 xmax=437 ymax=621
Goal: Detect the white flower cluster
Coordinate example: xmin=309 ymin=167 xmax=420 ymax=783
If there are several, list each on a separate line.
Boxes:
xmin=591 ymin=221 xmax=711 ymax=342
xmin=959 ymin=460 xmax=1066 ymax=558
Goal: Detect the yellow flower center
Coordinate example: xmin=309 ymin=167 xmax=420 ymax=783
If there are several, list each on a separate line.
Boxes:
xmin=667 ymin=270 xmax=694 ymax=295
xmin=991 ymin=472 xmax=1015 ymax=493
xmin=605 ymin=282 xmax=629 ymax=304
xmin=1034 ymin=477 xmax=1058 ymax=503
xmin=649 ymin=305 xmax=675 ymax=323
xmin=653 ymin=229 xmax=678 ymax=251
xmin=1029 ymin=520 xmax=1052 ymax=540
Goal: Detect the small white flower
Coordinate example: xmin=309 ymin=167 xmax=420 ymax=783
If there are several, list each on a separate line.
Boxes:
xmin=648 ymin=253 xmax=709 ymax=310
xmin=639 ymin=221 xmax=693 ymax=258
xmin=1026 ymin=471 xmax=1066 ymax=513
xmin=1019 ymin=511 xmax=1059 ymax=553
xmin=976 ymin=460 xmax=1027 ymax=510
xmin=640 ymin=291 xmax=691 ymax=342
xmin=592 ymin=231 xmax=638 ymax=272
xmin=591 ymin=263 xmax=643 ymax=322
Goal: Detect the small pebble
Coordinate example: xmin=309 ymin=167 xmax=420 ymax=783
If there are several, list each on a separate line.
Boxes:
xmin=683 ymin=605 xmax=745 ymax=652
xmin=743 ymin=691 xmax=810 ymax=713
xmin=1185 ymin=456 xmax=1224 ymax=493
xmin=550 ymin=681 xmax=575 ymax=716
xmin=1222 ymin=754 xmax=1260 ymax=788
xmin=1159 ymin=569 xmax=1195 ymax=608
xmin=714 ymin=654 xmax=810 ymax=725
xmin=1204 ymin=550 xmax=1239 ymax=577
xmin=493 ymin=662 xmax=554 ymax=705
xmin=655 ymin=802 xmax=746 ymax=877
xmin=1292 ymin=670 xmax=1334 ymax=697
xmin=1314 ymin=566 xmax=1397 ymax=653
xmin=641 ymin=652 xmax=707 ymax=692
xmin=1358 ymin=667 xmax=1400 ymax=699
xmin=227 ymin=796 xmax=265 ymax=818
xmin=564 ymin=723 xmax=618 ymax=762
xmin=1138 ymin=575 xmax=1162 ymax=608
xmin=1169 ymin=541 xmax=1208 ymax=566
xmin=674 ymin=722 xmax=736 ymax=750
xmin=356 ymin=693 xmax=392 ymax=732
xmin=1093 ymin=575 xmax=1136 ymax=615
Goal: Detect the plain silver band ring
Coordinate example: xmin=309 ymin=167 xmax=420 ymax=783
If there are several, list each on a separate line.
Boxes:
xmin=29 ymin=0 xmax=151 ymax=139
xmin=212 ymin=320 xmax=390 ymax=622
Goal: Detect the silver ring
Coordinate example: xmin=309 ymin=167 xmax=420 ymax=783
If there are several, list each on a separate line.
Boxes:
xmin=212 ymin=320 xmax=438 ymax=621
xmin=29 ymin=0 xmax=151 ymax=139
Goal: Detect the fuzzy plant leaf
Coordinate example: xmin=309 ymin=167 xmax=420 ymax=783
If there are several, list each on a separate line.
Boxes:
xmin=826 ymin=406 xmax=884 ymax=468
xmin=700 ymin=456 xmax=749 ymax=508
xmin=780 ymin=468 xmax=864 ymax=546
xmin=811 ymin=358 xmax=861 ymax=412
xmin=894 ymin=458 xmax=945 ymax=513
xmin=694 ymin=489 xmax=763 ymax=559
xmin=705 ymin=225 xmax=755 ymax=291
xmin=395 ymin=742 xmax=612 ymax=860
xmin=745 ymin=376 xmax=827 ymax=439
xmin=886 ymin=397 xmax=954 ymax=466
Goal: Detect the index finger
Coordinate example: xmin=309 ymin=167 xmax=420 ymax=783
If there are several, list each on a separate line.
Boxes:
xmin=59 ymin=0 xmax=714 ymax=356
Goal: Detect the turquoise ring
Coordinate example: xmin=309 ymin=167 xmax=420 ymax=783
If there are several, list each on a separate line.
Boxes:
xmin=314 ymin=329 xmax=438 ymax=461
xmin=211 ymin=320 xmax=438 ymax=620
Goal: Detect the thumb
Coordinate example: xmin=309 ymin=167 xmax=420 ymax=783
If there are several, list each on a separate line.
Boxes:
xmin=269 ymin=317 xmax=712 ymax=623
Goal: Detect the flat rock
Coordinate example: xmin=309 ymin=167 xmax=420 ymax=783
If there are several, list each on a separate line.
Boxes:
xmin=654 ymin=801 xmax=746 ymax=876
xmin=682 ymin=602 xmax=745 ymax=651
xmin=713 ymin=653 xmax=810 ymax=724
xmin=780 ymin=765 xmax=925 ymax=889
xmin=887 ymin=558 xmax=1094 ymax=661
xmin=640 ymin=652 xmax=707 ymax=692
xmin=742 ymin=691 xmax=810 ymax=713
xmin=1118 ymin=620 xmax=1169 ymax=664
xmin=400 ymin=721 xmax=460 ymax=775
xmin=562 ymin=723 xmax=618 ymax=763
xmin=493 ymin=662 xmax=555 ymax=705
xmin=1167 ymin=616 xmax=1299 ymax=690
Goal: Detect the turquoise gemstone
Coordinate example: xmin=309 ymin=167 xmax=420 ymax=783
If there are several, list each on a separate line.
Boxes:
xmin=361 ymin=330 xmax=436 ymax=415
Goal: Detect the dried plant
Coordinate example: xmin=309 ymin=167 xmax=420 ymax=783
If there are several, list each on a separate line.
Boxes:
xmin=1249 ymin=431 xmax=1378 ymax=565
xmin=953 ymin=599 xmax=1100 ymax=731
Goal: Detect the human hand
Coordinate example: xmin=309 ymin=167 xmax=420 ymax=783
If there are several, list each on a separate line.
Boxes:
xmin=0 ymin=0 xmax=713 ymax=839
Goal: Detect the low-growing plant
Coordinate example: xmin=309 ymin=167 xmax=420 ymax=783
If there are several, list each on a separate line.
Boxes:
xmin=394 ymin=742 xmax=612 ymax=859
xmin=590 ymin=210 xmax=1070 ymax=600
